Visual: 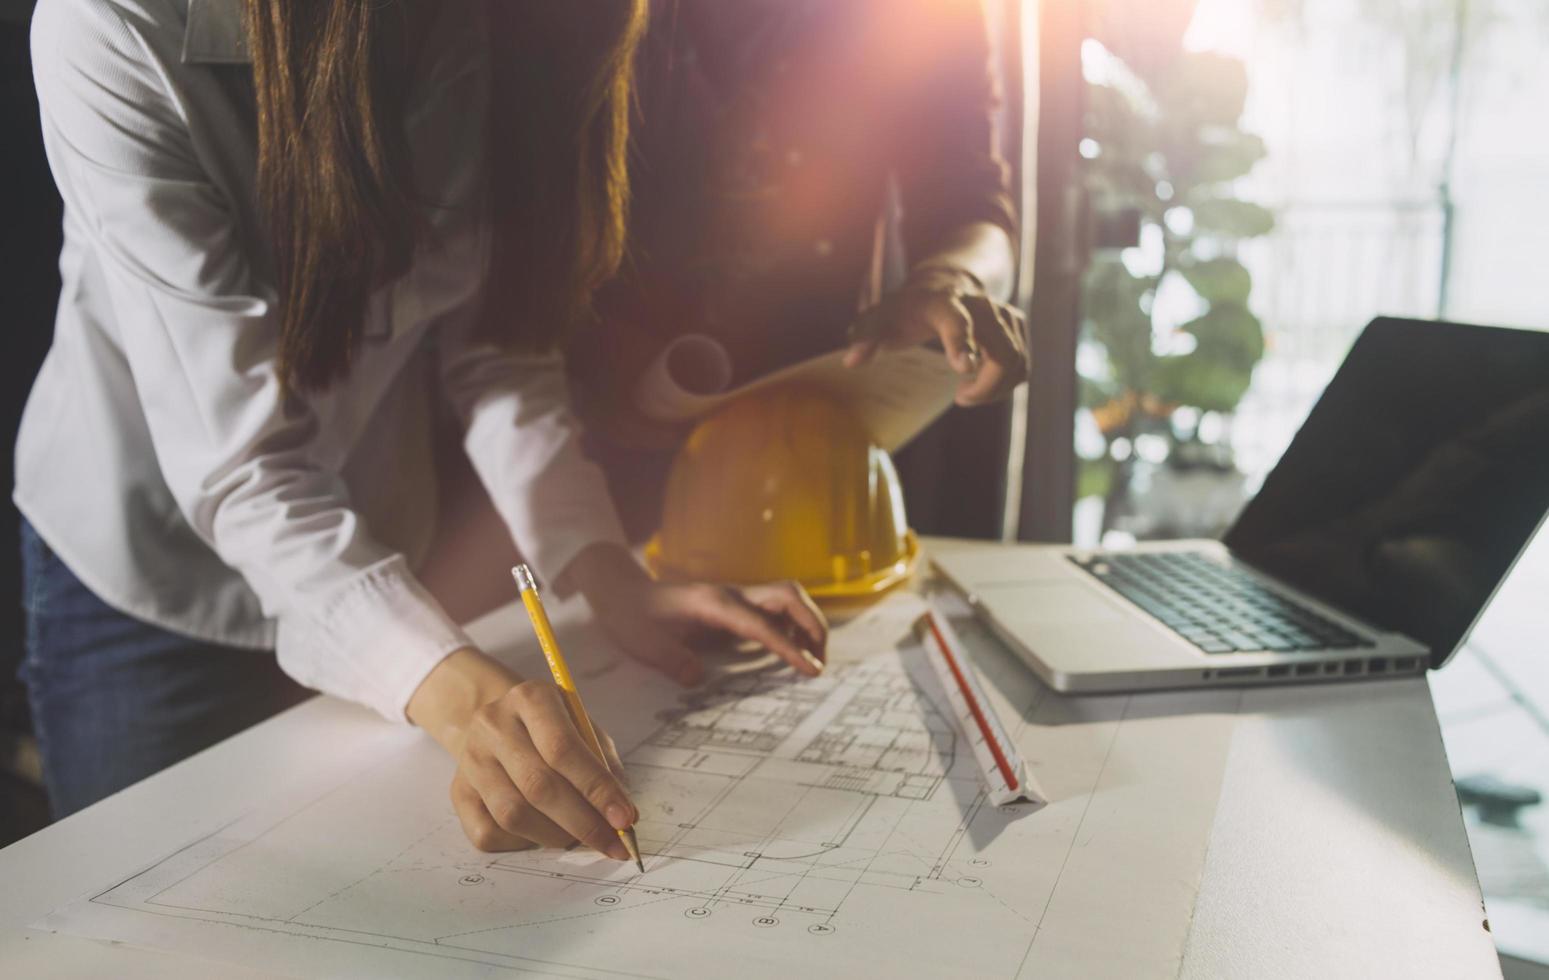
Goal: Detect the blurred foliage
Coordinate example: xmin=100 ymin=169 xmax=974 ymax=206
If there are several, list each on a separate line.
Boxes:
xmin=1076 ymin=0 xmax=1275 ymax=506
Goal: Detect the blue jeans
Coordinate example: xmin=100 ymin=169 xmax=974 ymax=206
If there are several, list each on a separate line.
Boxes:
xmin=18 ymin=519 xmax=310 ymax=818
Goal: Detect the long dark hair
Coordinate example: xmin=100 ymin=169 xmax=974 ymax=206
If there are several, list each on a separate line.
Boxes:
xmin=246 ymin=0 xmax=647 ymax=392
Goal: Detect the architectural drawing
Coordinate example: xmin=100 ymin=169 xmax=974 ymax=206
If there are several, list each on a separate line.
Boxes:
xmin=43 ymin=597 xmax=1242 ymax=979
xmin=489 ymin=657 xmax=978 ymax=925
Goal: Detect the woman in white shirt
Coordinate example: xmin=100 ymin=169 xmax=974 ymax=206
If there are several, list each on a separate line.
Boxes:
xmin=15 ymin=0 xmax=826 ymax=861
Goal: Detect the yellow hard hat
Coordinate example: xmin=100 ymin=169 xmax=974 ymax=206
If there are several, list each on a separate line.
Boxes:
xmin=645 ymin=386 xmax=919 ymax=605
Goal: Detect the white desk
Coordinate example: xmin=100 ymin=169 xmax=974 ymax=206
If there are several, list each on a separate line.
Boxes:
xmin=0 ymin=540 xmax=1501 ymax=979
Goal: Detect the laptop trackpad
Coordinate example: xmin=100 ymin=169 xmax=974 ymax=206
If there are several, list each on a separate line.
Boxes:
xmin=975 ymin=581 xmax=1126 ymax=626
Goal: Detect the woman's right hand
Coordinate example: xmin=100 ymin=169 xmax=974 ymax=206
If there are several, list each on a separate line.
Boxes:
xmin=407 ymin=648 xmax=638 ymax=858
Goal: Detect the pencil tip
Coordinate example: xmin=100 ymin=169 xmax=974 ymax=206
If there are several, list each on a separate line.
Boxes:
xmin=619 ymin=827 xmax=645 ymax=874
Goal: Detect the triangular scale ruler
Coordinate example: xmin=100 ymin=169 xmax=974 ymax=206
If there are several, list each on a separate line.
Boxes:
xmin=916 ymin=605 xmax=1046 ymax=806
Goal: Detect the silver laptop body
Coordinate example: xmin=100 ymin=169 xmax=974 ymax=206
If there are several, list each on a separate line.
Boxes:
xmin=934 ymin=317 xmax=1549 ymax=693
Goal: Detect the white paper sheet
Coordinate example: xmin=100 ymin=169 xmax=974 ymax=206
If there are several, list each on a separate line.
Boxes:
xmin=633 ymin=334 xmax=959 ymax=451
xmin=39 ymin=593 xmax=1242 ymax=980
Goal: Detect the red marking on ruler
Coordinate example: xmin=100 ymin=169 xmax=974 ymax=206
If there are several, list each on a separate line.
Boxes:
xmin=925 ymin=612 xmax=1018 ymax=792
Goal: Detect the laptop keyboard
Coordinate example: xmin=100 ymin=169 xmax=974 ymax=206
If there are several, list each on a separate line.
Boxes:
xmin=1070 ymin=551 xmax=1376 ymax=654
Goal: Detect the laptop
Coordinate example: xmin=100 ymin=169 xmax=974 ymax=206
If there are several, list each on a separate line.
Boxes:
xmin=933 ymin=317 xmax=1549 ymax=692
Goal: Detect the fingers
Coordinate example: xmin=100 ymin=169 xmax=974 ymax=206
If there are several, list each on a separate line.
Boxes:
xmin=600 ymin=731 xmax=628 ymax=783
xmin=621 ymin=621 xmax=705 ymax=687
xmin=983 ymin=302 xmax=1030 ymax=398
xmin=843 ymin=304 xmax=889 ymax=369
xmin=955 ymin=296 xmax=1028 ymax=405
xmin=843 ymin=336 xmax=882 ymax=370
xmin=930 ymin=292 xmax=980 ymax=375
xmin=464 ymin=687 xmax=632 ymax=861
xmin=510 ymin=682 xmax=639 ymax=834
xmin=742 ymin=580 xmax=829 ymax=659
xmin=450 ymin=772 xmax=537 ymax=853
xmin=682 ymin=585 xmax=824 ymax=677
xmin=844 ymin=295 xmax=953 ymax=369
xmin=463 ymin=740 xmax=580 ymax=850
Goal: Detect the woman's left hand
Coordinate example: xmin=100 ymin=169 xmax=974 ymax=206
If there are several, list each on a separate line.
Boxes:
xmin=562 ymin=544 xmax=829 ymax=686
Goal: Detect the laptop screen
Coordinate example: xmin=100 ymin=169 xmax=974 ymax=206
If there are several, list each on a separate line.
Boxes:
xmin=1223 ymin=318 xmax=1549 ymax=666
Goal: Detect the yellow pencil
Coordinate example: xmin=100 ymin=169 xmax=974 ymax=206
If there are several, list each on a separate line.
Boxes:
xmin=511 ymin=564 xmax=645 ymax=873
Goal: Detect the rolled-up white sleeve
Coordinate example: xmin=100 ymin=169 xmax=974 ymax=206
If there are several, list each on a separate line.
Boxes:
xmin=437 ymin=332 xmax=630 ymax=595
xmin=32 ymin=0 xmax=469 ymax=720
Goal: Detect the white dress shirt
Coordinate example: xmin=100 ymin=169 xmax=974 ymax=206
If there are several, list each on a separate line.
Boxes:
xmin=15 ymin=0 xmax=628 ymax=720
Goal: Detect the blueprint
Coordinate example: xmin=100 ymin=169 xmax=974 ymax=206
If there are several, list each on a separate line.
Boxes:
xmin=40 ymin=593 xmax=1243 ymax=979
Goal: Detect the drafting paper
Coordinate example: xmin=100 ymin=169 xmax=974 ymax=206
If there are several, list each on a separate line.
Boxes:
xmin=38 ymin=593 xmax=1242 ymax=979
xmin=633 ymin=334 xmax=958 ymax=451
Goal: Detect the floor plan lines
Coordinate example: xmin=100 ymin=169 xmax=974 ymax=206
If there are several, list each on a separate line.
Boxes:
xmin=488 ymin=657 xmax=983 ymax=925
xmin=44 ymin=597 xmax=1240 ymax=979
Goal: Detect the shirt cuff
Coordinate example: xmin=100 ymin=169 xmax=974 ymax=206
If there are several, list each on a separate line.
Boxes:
xmin=518 ymin=487 xmax=630 ymax=599
xmin=274 ymin=554 xmax=473 ymax=722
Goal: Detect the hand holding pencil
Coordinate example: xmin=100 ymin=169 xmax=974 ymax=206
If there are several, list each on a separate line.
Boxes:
xmin=514 ymin=564 xmax=645 ymax=871
xmin=409 ymin=550 xmax=824 ymax=862
xmin=409 ymin=581 xmax=643 ymax=863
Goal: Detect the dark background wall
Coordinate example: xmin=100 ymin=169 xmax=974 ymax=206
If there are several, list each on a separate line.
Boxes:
xmin=2 ymin=1 xmax=59 ymax=841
